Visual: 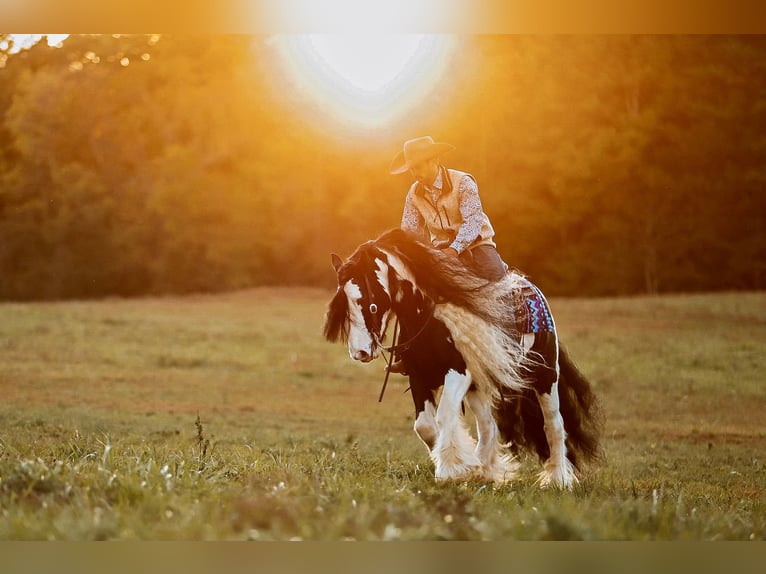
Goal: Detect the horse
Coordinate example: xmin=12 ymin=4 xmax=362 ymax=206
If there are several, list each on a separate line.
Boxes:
xmin=323 ymin=229 xmax=602 ymax=488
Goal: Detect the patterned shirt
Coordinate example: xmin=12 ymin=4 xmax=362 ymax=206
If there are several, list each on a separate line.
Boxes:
xmin=400 ymin=168 xmax=487 ymax=254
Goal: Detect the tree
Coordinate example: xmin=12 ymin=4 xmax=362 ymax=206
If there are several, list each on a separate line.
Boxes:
xmin=1 ymin=35 xmax=764 ymax=299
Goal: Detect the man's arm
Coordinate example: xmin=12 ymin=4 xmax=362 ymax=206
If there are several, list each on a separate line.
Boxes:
xmin=450 ymin=175 xmax=485 ymax=254
xmin=401 ymin=189 xmax=427 ymax=238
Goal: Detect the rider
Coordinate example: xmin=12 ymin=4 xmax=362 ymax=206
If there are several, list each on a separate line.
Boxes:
xmin=390 ymin=136 xmax=508 ymax=282
xmin=388 ymin=136 xmax=508 ymax=374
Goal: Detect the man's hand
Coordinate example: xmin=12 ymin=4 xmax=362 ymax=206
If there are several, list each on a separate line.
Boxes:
xmin=442 ymin=247 xmax=460 ymax=258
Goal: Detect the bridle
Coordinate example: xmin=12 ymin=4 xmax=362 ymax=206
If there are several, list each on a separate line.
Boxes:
xmin=361 ymin=272 xmax=386 ymax=348
xmin=359 ymin=271 xmax=436 ymax=402
xmin=376 ymin=297 xmax=435 ymax=403
xmin=345 ymin=261 xmax=436 ymax=402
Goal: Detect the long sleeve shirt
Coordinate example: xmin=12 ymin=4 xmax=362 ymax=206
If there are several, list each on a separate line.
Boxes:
xmin=400 ymin=167 xmax=494 ymax=254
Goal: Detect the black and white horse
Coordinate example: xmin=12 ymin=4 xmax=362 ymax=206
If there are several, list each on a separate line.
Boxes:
xmin=323 ymin=229 xmax=602 ymax=488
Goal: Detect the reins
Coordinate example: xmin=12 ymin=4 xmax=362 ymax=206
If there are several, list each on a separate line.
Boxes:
xmin=360 ymin=270 xmax=399 ymax=402
xmin=377 ymin=297 xmax=436 ymax=402
xmin=383 ymin=298 xmax=435 ymax=355
xmin=357 ymin=264 xmax=437 ymax=403
xmin=378 ymin=317 xmax=399 ymax=403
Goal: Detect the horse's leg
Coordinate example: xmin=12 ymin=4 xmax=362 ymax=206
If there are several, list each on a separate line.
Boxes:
xmin=413 ymin=399 xmax=438 ymax=452
xmin=465 ymin=388 xmax=519 ymax=484
xmin=410 ymin=374 xmax=439 ymax=453
xmin=432 ymin=368 xmax=480 ymax=481
xmin=527 ymin=331 xmax=578 ymax=489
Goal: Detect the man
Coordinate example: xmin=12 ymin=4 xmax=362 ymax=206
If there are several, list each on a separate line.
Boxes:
xmin=387 ymin=136 xmax=507 ymax=375
xmin=390 ymin=135 xmax=507 ymax=281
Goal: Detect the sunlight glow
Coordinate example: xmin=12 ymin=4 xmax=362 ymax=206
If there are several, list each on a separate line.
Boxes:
xmin=269 ymin=0 xmax=449 ymax=33
xmin=274 ymin=35 xmax=456 ymax=128
xmin=306 ymin=35 xmax=423 ymax=92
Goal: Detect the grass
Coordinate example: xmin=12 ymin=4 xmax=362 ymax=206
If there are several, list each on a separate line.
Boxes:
xmin=0 ymin=288 xmax=764 ymax=540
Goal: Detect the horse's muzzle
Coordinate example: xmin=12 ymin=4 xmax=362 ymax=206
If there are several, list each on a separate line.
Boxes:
xmin=352 ymin=349 xmax=375 ymax=362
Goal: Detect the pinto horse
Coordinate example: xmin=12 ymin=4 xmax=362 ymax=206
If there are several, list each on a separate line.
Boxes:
xmin=323 ymin=229 xmax=602 ymax=488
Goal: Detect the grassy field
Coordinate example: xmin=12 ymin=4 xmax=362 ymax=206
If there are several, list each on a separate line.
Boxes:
xmin=0 ymin=288 xmax=764 ymax=541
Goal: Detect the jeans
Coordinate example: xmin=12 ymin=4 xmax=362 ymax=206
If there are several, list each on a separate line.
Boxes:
xmin=459 ymin=244 xmax=508 ymax=281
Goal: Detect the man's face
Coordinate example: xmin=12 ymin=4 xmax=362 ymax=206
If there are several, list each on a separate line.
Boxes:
xmin=408 ymin=157 xmax=439 ymax=186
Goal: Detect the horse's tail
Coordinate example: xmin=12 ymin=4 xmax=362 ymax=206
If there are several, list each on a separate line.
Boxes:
xmin=494 ymin=385 xmax=550 ymax=464
xmin=557 ymin=344 xmax=604 ymax=470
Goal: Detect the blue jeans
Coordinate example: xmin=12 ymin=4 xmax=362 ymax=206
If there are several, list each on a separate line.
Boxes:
xmin=459 ymin=245 xmax=508 ymax=281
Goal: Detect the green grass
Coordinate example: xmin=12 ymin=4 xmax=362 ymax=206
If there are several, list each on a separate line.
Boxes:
xmin=0 ymin=289 xmax=764 ymax=540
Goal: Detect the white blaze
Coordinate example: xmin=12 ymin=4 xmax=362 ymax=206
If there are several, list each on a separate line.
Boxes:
xmin=343 ymin=280 xmax=375 ymax=360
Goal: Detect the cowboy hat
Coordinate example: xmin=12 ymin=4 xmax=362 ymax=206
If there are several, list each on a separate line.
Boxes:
xmin=389 ymin=136 xmax=455 ymax=175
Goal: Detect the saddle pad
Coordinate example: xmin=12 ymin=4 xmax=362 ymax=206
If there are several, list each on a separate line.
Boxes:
xmin=515 ymin=279 xmax=555 ymax=334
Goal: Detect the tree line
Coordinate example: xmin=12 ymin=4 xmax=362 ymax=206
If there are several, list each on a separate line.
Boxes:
xmin=1 ymin=34 xmax=764 ymax=300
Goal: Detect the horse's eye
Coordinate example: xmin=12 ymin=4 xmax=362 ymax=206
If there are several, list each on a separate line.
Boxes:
xmin=369 ymin=303 xmax=378 ymax=315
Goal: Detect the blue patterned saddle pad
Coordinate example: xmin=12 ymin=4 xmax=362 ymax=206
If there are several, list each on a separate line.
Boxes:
xmin=514 ymin=278 xmax=555 ymax=334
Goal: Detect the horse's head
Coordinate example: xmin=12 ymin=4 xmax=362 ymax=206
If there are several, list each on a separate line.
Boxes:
xmin=323 ymin=242 xmax=395 ymax=363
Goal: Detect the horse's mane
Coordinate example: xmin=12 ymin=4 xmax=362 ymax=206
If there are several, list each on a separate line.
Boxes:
xmin=375 ymin=229 xmax=488 ymax=302
xmin=373 ymin=229 xmax=522 ymax=330
xmin=323 ymin=229 xmax=525 ymax=343
xmin=374 ymin=229 xmax=531 ymax=399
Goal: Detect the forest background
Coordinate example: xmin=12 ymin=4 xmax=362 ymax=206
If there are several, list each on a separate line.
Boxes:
xmin=1 ymin=34 xmax=764 ymax=300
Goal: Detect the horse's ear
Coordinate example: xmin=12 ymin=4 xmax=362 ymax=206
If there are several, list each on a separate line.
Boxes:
xmin=331 ymin=253 xmax=343 ymax=273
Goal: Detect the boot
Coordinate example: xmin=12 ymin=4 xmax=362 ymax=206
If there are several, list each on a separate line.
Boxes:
xmin=387 ymin=359 xmax=408 ymax=375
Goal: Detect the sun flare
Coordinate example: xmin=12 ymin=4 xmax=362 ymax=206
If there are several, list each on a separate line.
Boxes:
xmin=274 ymin=35 xmax=456 ymax=128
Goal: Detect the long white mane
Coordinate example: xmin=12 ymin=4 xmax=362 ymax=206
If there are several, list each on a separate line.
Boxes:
xmin=377 ymin=233 xmax=533 ymax=402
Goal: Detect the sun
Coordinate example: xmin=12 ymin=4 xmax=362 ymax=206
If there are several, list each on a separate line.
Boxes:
xmin=303 ymin=35 xmax=424 ymax=92
xmin=274 ymin=34 xmax=456 ymax=128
